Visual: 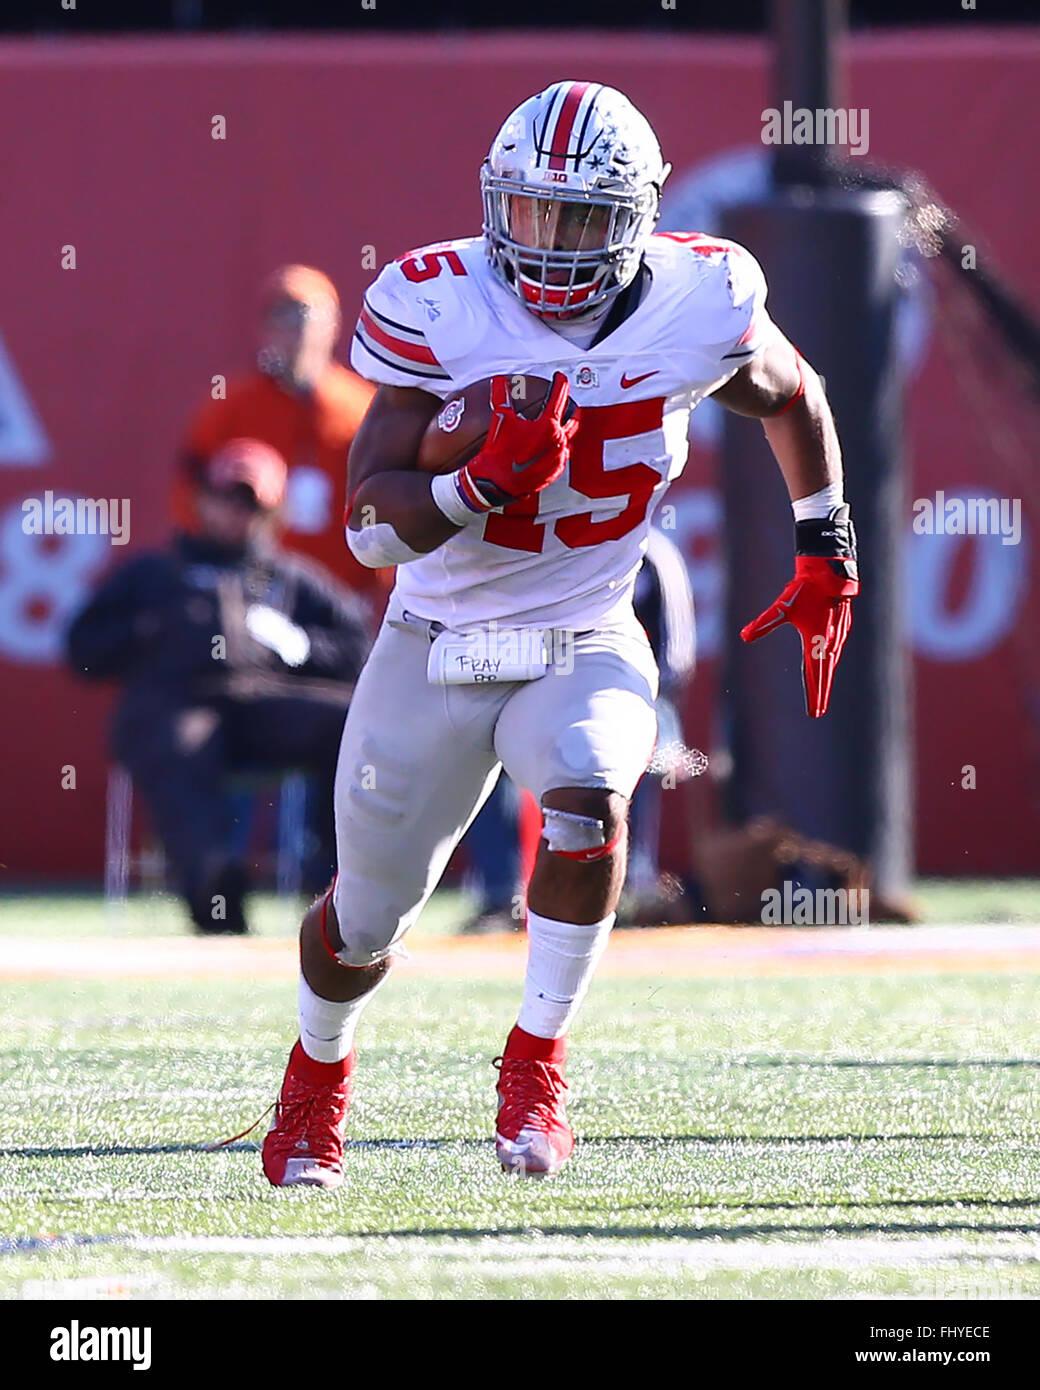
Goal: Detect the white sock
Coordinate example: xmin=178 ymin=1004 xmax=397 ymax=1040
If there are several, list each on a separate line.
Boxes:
xmin=298 ymin=975 xmax=382 ymax=1064
xmin=516 ymin=909 xmax=616 ymax=1040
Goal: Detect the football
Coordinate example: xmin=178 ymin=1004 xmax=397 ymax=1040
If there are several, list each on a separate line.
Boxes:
xmin=415 ymin=373 xmax=579 ymax=475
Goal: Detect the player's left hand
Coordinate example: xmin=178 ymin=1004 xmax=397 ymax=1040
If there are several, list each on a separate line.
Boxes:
xmin=740 ymin=506 xmax=859 ymax=719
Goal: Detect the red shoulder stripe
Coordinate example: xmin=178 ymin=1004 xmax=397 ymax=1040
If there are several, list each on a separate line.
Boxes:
xmin=358 ymin=306 xmax=440 ymax=367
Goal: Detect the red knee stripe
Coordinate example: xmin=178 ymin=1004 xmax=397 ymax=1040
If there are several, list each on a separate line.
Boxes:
xmin=552 ymin=828 xmax=623 ymax=863
xmin=318 ymin=879 xmax=392 ymax=974
xmin=319 ymin=876 xmax=362 ymax=971
xmin=318 ymin=880 xmax=341 ymax=964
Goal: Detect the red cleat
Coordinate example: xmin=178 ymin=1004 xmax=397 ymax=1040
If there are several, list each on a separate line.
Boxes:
xmin=494 ymin=1026 xmax=574 ymax=1177
xmin=262 ymin=1040 xmax=354 ymax=1189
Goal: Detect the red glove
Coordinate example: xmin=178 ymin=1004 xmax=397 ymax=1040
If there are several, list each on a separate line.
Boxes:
xmin=460 ymin=372 xmax=578 ymax=510
xmin=740 ymin=506 xmax=859 ymax=719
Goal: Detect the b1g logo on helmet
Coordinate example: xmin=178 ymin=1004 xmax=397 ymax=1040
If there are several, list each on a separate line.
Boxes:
xmin=437 ymin=398 xmax=466 ymax=433
xmin=574 ymin=365 xmax=599 ymax=389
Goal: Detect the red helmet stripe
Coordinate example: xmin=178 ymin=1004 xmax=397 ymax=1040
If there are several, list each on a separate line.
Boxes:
xmin=547 ymin=82 xmax=592 ymax=170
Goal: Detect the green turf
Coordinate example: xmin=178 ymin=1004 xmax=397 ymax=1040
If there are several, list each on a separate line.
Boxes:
xmin=0 ymin=887 xmax=473 ymax=940
xmin=2 ymin=876 xmax=1038 ymax=941
xmin=2 ymin=956 xmax=1039 ymax=1300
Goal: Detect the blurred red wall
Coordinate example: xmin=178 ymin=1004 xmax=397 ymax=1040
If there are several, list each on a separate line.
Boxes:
xmin=1 ymin=31 xmax=1038 ymax=880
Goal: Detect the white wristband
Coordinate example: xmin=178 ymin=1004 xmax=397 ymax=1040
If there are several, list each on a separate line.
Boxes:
xmin=792 ymin=482 xmax=845 ymax=521
xmin=346 ymin=520 xmax=426 ymax=568
xmin=430 ymin=469 xmax=491 ymax=526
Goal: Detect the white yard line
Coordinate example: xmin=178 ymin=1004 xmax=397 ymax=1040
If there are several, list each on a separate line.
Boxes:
xmin=3 ymin=925 xmax=1040 ymax=981
xmin=122 ymin=1233 xmax=1040 ymax=1270
xmin=7 ymin=1232 xmax=1038 ymax=1272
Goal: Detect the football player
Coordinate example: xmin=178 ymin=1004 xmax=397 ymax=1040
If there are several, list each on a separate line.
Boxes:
xmin=261 ymin=81 xmax=858 ymax=1186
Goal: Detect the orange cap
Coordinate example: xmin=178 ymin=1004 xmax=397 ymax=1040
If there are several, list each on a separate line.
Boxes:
xmin=205 ymin=438 xmax=288 ymax=510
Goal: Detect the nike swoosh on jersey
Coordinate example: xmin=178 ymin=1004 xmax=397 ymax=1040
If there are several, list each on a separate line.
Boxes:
xmin=620 ymin=370 xmax=659 ymax=389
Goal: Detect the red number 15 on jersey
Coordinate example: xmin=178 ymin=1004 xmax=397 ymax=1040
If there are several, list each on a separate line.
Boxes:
xmin=483 ymin=397 xmax=666 ymax=553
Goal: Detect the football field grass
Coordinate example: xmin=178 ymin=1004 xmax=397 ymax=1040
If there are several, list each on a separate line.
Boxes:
xmin=2 ymin=891 xmax=1039 ymax=1301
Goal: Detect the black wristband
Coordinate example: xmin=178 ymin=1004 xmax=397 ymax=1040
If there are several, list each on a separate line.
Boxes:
xmin=795 ymin=504 xmax=857 ymax=559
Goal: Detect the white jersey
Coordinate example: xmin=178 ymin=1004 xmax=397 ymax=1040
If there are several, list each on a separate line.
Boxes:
xmin=351 ymin=231 xmax=777 ymax=632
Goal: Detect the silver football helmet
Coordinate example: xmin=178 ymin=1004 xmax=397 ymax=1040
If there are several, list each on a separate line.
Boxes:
xmin=480 ymin=81 xmax=671 ymax=318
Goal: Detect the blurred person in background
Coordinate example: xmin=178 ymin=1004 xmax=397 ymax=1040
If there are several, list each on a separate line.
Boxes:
xmin=67 ymin=439 xmax=370 ymax=936
xmin=619 ymin=524 xmax=698 ymax=926
xmin=175 ymin=264 xmax=389 ymax=610
xmin=459 ymin=774 xmax=523 ymax=934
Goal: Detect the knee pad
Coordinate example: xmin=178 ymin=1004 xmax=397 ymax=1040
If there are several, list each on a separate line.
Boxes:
xmin=323 ymin=882 xmax=407 ymax=969
xmin=541 ymin=806 xmax=622 ymax=863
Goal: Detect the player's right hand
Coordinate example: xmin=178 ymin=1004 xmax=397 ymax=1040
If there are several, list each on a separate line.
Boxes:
xmin=462 ymin=372 xmax=578 ymax=510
